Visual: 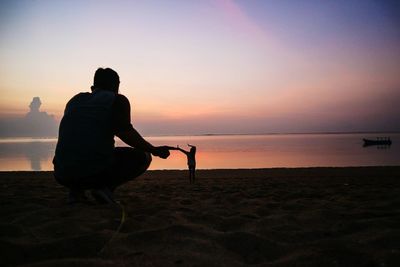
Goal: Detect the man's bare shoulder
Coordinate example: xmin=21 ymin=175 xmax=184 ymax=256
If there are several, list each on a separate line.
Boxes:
xmin=115 ymin=94 xmax=130 ymax=103
xmin=114 ymin=94 xmax=131 ymax=108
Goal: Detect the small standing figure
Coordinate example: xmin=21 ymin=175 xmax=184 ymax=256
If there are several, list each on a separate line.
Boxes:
xmin=177 ymin=144 xmax=196 ymax=183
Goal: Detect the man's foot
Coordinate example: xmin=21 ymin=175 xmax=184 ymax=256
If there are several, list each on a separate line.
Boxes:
xmin=68 ymin=189 xmax=89 ymax=204
xmin=91 ymin=187 xmax=116 ymax=204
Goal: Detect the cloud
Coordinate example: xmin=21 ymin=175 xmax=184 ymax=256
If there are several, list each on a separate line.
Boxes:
xmin=0 ymin=97 xmax=58 ymax=137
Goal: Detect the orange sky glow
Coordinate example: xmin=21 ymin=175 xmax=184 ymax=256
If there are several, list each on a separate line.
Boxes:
xmin=1 ymin=0 xmax=399 ymax=135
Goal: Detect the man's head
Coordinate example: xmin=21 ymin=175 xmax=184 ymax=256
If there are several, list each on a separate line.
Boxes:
xmin=91 ymin=68 xmax=120 ymax=93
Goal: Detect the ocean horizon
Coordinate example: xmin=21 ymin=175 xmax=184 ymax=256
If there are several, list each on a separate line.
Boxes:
xmin=0 ymin=132 xmax=398 ymax=171
xmin=1 ymin=130 xmax=399 ymax=140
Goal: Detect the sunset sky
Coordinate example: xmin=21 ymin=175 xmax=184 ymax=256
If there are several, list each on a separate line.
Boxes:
xmin=1 ymin=0 xmax=399 ymax=135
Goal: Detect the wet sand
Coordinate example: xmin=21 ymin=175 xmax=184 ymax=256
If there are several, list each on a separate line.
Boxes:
xmin=1 ymin=167 xmax=400 ymax=266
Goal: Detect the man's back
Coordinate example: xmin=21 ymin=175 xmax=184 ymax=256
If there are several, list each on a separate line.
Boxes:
xmin=54 ymin=90 xmax=116 ymax=178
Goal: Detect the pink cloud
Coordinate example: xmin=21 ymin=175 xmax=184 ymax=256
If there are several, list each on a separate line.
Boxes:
xmin=214 ymin=0 xmax=270 ymax=42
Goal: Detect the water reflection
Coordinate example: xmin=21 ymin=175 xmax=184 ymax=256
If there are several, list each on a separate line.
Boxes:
xmin=0 ymin=140 xmax=56 ymax=171
xmin=148 ymin=133 xmax=400 ymax=169
xmin=24 ymin=142 xmax=52 ymax=170
xmin=0 ymin=133 xmax=399 ymax=171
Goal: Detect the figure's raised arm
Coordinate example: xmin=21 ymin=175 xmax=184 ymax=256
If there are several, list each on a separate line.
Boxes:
xmin=176 ymin=145 xmax=189 ymax=155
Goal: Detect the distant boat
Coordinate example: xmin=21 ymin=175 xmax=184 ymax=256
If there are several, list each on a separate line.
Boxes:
xmin=363 ymin=137 xmax=392 ymax=147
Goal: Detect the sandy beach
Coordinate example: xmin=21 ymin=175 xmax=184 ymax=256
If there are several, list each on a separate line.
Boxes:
xmin=1 ymin=167 xmax=400 ymax=266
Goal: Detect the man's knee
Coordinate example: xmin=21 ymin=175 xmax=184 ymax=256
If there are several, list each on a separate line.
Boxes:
xmin=130 ymin=151 xmax=151 ymax=178
xmin=144 ymin=152 xmax=152 ymax=170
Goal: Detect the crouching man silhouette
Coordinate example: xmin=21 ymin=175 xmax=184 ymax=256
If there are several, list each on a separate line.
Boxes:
xmin=53 ymin=68 xmax=171 ymax=204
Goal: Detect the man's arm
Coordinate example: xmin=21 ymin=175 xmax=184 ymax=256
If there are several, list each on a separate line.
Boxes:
xmin=116 ymin=128 xmax=154 ymax=152
xmin=113 ymin=95 xmax=170 ymax=158
xmin=117 ymin=129 xmax=170 ymax=159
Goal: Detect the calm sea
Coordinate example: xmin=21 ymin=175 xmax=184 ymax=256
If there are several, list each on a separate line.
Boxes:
xmin=0 ymin=133 xmax=399 ymax=171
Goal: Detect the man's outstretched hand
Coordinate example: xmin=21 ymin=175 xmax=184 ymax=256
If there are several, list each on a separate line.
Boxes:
xmin=152 ymin=146 xmax=171 ymax=159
